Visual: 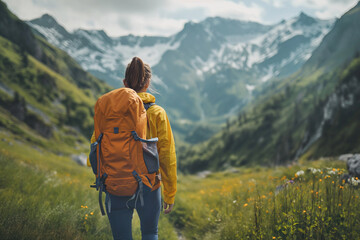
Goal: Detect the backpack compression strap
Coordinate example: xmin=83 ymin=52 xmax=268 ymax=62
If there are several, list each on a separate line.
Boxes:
xmin=89 ymin=133 xmax=107 ymax=216
xmin=143 ymin=102 xmax=155 ymax=111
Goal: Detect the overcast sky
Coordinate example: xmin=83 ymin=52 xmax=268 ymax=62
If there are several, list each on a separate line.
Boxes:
xmin=3 ymin=0 xmax=359 ymax=37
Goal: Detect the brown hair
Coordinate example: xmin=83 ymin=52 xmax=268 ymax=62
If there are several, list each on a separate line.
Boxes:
xmin=124 ymin=57 xmax=151 ymax=92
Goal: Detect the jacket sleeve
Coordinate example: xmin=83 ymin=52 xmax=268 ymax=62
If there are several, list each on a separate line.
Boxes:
xmin=87 ymin=131 xmax=96 ymax=167
xmin=156 ymin=109 xmax=177 ymax=204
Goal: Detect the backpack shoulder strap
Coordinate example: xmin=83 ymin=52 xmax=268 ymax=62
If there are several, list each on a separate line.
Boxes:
xmin=143 ymin=102 xmax=156 ymax=111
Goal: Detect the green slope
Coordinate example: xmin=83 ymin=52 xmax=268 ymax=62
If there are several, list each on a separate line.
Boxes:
xmin=179 ymin=3 xmax=360 ymax=173
xmin=0 ymin=0 xmax=112 ymax=150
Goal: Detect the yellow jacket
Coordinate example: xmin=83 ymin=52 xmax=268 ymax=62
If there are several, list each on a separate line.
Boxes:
xmin=87 ymin=92 xmax=177 ymax=204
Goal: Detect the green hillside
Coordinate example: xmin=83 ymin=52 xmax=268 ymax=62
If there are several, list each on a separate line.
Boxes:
xmin=179 ymin=3 xmax=360 ymax=173
xmin=0 ymin=0 xmax=112 ymax=151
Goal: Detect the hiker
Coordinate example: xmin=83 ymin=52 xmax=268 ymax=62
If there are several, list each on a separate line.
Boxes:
xmin=88 ymin=56 xmax=177 ymax=240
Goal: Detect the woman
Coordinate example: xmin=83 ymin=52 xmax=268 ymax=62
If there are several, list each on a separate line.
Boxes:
xmin=89 ymin=57 xmax=177 ymax=240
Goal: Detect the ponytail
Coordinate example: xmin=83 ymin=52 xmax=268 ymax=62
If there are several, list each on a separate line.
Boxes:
xmin=124 ymin=57 xmax=147 ymax=92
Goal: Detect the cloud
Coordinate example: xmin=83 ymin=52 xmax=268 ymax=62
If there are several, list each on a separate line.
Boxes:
xmin=4 ymin=0 xmax=265 ymax=36
xmin=3 ymin=0 xmax=357 ymax=37
xmin=168 ymin=0 xmax=264 ymax=22
xmin=289 ymin=0 xmax=358 ymax=19
xmin=32 ymin=0 xmax=168 ymax=14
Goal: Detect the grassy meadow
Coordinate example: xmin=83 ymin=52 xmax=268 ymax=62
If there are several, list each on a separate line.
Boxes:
xmin=172 ymin=159 xmax=360 ymax=240
xmin=1 ymin=126 xmax=359 ymax=240
xmin=0 ymin=130 xmax=177 ymax=240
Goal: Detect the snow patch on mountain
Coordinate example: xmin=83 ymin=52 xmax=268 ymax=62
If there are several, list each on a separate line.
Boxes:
xmin=28 ymin=23 xmax=63 ymax=46
xmin=114 ymin=39 xmax=180 ymax=67
xmin=246 ymin=84 xmax=255 ymax=94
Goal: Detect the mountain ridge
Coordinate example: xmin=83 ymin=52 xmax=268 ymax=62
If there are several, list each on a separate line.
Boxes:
xmin=27 ymin=10 xmax=335 ymax=143
xmin=178 ymin=2 xmax=360 ymax=172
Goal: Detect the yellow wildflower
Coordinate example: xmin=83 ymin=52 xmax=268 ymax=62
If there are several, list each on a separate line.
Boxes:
xmin=244 ymin=203 xmax=248 ymax=207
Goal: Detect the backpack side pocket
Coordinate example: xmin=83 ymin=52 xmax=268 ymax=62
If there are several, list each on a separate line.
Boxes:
xmin=142 ymin=141 xmax=159 ymax=174
xmin=131 ymin=131 xmax=159 ymax=174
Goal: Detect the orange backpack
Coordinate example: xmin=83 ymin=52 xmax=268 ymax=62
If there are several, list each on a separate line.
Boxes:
xmin=89 ymin=88 xmax=159 ymax=215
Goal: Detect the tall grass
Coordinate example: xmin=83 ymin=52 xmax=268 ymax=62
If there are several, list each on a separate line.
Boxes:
xmin=172 ymin=160 xmax=360 ymax=239
xmin=0 ymin=134 xmax=177 ymax=240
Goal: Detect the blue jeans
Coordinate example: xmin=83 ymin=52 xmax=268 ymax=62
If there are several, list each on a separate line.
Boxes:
xmin=105 ymin=186 xmax=161 ymax=240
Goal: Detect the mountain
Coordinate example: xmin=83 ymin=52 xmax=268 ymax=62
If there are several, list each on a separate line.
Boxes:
xmin=178 ymin=2 xmax=360 ymax=173
xmin=0 ymin=1 xmax=111 ymax=154
xmin=27 ymin=13 xmax=335 ymax=142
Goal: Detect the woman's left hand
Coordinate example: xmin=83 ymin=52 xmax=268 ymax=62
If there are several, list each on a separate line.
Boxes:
xmin=163 ymin=202 xmax=174 ymax=214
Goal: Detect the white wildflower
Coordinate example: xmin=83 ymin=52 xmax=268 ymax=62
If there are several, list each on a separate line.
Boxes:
xmin=233 ymin=200 xmax=237 ymax=204
xmin=350 ymin=177 xmax=360 ymax=186
xmin=308 ymin=168 xmax=321 ymax=174
xmin=295 ymin=170 xmax=305 ymax=177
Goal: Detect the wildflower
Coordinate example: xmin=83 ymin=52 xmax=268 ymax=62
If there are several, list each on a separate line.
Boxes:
xmin=281 ymin=176 xmax=287 ymax=181
xmin=295 ymin=170 xmax=304 ymax=177
xmin=310 ymin=190 xmax=314 ymax=193
xmin=273 ymin=237 xmax=276 ymax=239
xmin=340 ymin=186 xmax=344 ymax=189
xmin=350 ymin=177 xmax=360 ymax=186
xmin=316 ymin=192 xmax=318 ymax=195
xmin=244 ymin=203 xmax=248 ymax=207
xmin=85 ymin=214 xmax=88 ymax=217
xmin=233 ymin=200 xmax=237 ymax=204
xmin=85 ymin=206 xmax=88 ymax=208
xmin=266 ymin=210 xmax=269 ymax=213
xmin=81 ymin=205 xmax=84 ymax=208
xmin=318 ymin=206 xmax=321 ymax=209
xmin=332 ymin=181 xmax=335 ymax=184
xmin=85 ymin=217 xmax=88 ymax=220
xmin=90 ymin=212 xmax=94 ymax=215
xmin=339 ymin=204 xmax=342 ymax=207
xmin=303 ymin=210 xmax=306 ymax=213
xmin=319 ymin=179 xmax=322 ymax=182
